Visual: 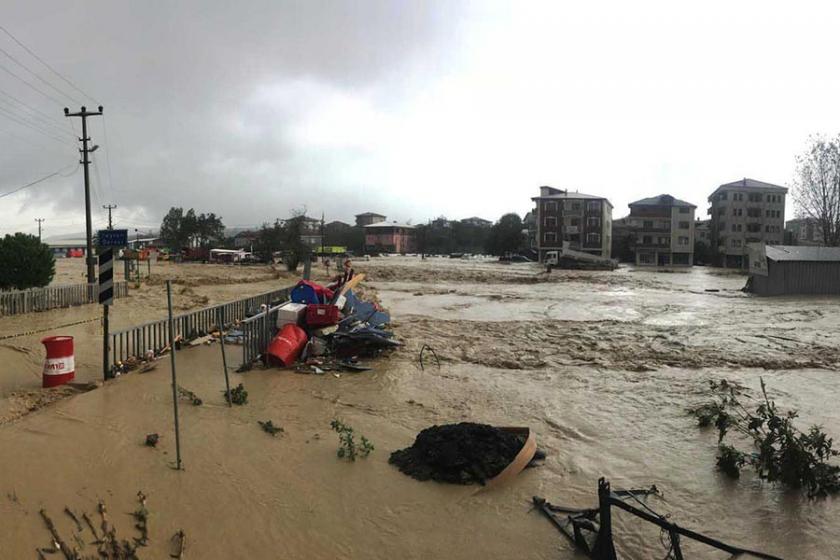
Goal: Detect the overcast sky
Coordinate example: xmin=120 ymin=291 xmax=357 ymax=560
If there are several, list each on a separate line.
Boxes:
xmin=2 ymin=0 xmax=840 ymax=238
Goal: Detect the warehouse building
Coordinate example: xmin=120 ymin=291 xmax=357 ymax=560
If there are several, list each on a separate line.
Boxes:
xmin=747 ymin=244 xmax=840 ymax=296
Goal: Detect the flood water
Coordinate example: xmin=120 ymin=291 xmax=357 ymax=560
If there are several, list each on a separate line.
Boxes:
xmin=1 ymin=257 xmax=838 ymax=559
xmin=372 ymin=257 xmax=840 ymax=559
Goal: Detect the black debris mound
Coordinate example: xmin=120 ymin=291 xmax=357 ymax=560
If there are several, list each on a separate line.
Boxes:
xmin=389 ymin=422 xmax=526 ymax=485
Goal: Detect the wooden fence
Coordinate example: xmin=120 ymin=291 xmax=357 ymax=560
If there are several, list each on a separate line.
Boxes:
xmin=0 ymin=282 xmax=129 ymax=317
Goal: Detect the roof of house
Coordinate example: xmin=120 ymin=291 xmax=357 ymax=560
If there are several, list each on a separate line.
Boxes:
xmin=355 ymin=212 xmax=386 ymax=218
xmin=532 ymin=191 xmax=612 ymax=207
xmin=460 ymin=216 xmax=491 ymax=223
xmin=363 ymin=221 xmax=415 ymax=229
xmin=709 ymin=178 xmax=788 ymax=200
xmin=765 ymin=245 xmax=840 ymax=262
xmin=629 ymin=194 xmax=696 ymax=208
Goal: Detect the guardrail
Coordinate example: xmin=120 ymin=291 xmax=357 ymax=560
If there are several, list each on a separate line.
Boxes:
xmin=110 ymin=286 xmax=291 ymax=370
xmin=0 ymin=282 xmax=129 ymax=317
xmin=240 ymin=304 xmax=285 ymax=368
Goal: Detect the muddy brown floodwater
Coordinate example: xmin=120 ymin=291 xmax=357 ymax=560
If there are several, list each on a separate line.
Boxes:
xmin=1 ymin=256 xmax=839 ymax=559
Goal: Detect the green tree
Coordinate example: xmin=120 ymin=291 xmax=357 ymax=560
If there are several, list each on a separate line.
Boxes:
xmin=160 ymin=207 xmax=190 ymax=251
xmin=485 ymin=213 xmax=525 ymax=255
xmin=254 ymin=220 xmax=285 ymax=263
xmin=160 ymin=207 xmax=226 ymax=250
xmin=0 ymin=233 xmax=55 ymax=290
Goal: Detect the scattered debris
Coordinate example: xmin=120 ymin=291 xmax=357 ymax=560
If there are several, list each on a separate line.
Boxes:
xmin=145 ymin=433 xmax=160 ymax=447
xmin=170 ymin=530 xmax=186 ymax=559
xmin=63 ymin=507 xmax=82 ymax=532
xmin=389 ymin=422 xmax=529 ymax=485
xmin=225 ymin=383 xmax=248 ymax=405
xmin=258 ymin=420 xmax=284 ymax=436
xmin=418 ymin=344 xmax=440 ymax=370
xmin=133 ymin=492 xmax=149 ymax=547
xmin=533 ymin=478 xmax=782 ymax=560
xmin=176 ymin=385 xmax=203 ymax=406
xmin=331 ymin=419 xmax=374 ymax=461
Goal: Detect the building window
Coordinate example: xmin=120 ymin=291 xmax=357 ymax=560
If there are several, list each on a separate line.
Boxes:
xmin=643 ymin=220 xmax=654 ymax=229
xmin=587 ymin=201 xmax=600 ymax=211
xmin=678 ymin=236 xmax=689 ymax=245
xmin=570 ymin=217 xmax=580 ymax=226
xmin=544 ymin=201 xmax=557 ymax=212
xmin=732 ymin=208 xmax=743 ymax=216
xmin=586 ymin=233 xmax=601 ymax=244
xmin=734 ymin=193 xmax=744 ymax=201
xmin=639 ymin=253 xmax=654 ymax=264
xmin=587 ymin=217 xmax=600 ymax=228
xmin=731 ymin=239 xmax=742 ymax=248
xmin=545 ymin=216 xmax=557 ymax=228
xmin=747 ymin=207 xmax=761 ymax=218
xmin=748 ymin=193 xmax=763 ymax=202
xmin=571 ymin=202 xmax=581 ymax=212
xmin=679 ymin=207 xmax=690 ymax=214
xmin=678 ymin=221 xmax=689 ymax=229
xmin=747 ymin=223 xmax=761 ymax=233
xmin=544 ymin=232 xmax=557 ymax=242
xmin=642 ymin=235 xmax=652 ymax=244
xmin=719 ymin=192 xmax=728 ymax=200
xmin=718 ymin=207 xmax=726 ymax=215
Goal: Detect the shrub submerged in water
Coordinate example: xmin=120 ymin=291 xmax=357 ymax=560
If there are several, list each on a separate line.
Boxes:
xmin=690 ymin=378 xmax=840 ymax=498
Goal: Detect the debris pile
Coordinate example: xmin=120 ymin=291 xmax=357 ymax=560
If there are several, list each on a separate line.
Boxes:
xmin=389 ymin=422 xmax=527 ymax=485
xmin=265 ymin=276 xmax=399 ymax=372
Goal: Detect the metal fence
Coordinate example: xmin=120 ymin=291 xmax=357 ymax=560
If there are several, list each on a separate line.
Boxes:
xmin=109 ymin=286 xmax=291 ymax=368
xmin=0 ymin=282 xmax=129 ymax=317
xmin=240 ymin=304 xmax=285 ymax=368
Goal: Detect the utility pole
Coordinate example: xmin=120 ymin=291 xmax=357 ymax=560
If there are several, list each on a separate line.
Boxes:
xmin=64 ymin=105 xmax=103 ymax=285
xmin=35 ymin=218 xmax=44 ymax=240
xmin=103 ymin=204 xmax=117 ymax=230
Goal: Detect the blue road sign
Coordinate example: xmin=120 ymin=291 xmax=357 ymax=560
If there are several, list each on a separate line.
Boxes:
xmin=98 ymin=229 xmax=128 ymax=247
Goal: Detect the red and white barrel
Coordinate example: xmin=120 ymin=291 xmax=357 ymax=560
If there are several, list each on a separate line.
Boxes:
xmin=41 ymin=336 xmax=75 ymax=388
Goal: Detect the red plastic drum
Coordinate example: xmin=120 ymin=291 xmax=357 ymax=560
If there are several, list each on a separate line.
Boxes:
xmin=41 ymin=335 xmax=75 ymax=388
xmin=266 ymin=324 xmax=307 ymax=367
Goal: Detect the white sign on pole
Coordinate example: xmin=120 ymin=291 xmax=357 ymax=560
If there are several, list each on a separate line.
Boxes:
xmin=747 ymin=242 xmax=768 ymax=276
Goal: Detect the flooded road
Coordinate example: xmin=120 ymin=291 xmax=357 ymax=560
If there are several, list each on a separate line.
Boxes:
xmin=1 ymin=256 xmax=838 ymax=558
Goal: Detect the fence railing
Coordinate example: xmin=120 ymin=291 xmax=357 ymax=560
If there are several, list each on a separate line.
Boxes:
xmin=109 ymin=286 xmax=291 ymax=369
xmin=0 ymin=282 xmax=129 ymax=317
xmin=240 ymin=304 xmax=285 ymax=368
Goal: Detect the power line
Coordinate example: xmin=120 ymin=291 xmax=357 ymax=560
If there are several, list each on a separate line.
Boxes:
xmin=0 ymin=162 xmax=78 ymax=199
xmin=0 ymin=91 xmax=76 ymax=140
xmin=0 ymin=104 xmax=72 ymax=145
xmin=101 ymin=114 xmax=115 ymax=196
xmin=0 ymin=59 xmax=66 ymax=105
xmin=0 ymin=43 xmax=84 ymax=106
xmin=0 ymin=86 xmax=74 ymax=133
xmin=0 ymin=24 xmax=98 ymax=104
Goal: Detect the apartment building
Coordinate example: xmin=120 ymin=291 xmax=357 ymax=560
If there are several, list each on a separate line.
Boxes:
xmin=627 ymin=194 xmax=696 ymax=266
xmin=708 ymin=178 xmax=787 ymax=268
xmin=785 ymin=218 xmax=824 ymax=246
xmin=532 ymin=186 xmax=612 ymax=262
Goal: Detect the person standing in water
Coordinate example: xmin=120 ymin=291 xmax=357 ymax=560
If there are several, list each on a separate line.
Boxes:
xmin=329 ymin=258 xmax=354 ymax=290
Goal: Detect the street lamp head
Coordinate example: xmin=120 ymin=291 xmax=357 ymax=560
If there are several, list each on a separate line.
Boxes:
xmin=63 ymin=107 xmax=69 ymax=115
xmin=80 ymin=106 xmax=86 ymax=112
xmin=98 ymin=105 xmax=103 ymax=113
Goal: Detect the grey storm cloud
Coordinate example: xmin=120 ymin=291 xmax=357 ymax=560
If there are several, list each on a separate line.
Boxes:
xmin=2 ymin=1 xmax=468 ymax=234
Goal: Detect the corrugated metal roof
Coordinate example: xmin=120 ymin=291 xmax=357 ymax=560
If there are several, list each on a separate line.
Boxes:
xmin=766 ymin=245 xmax=840 ymax=262
xmin=629 ymin=194 xmax=696 ymax=208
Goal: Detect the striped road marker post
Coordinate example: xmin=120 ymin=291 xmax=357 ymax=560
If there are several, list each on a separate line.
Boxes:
xmin=99 ymin=248 xmax=114 ymax=380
